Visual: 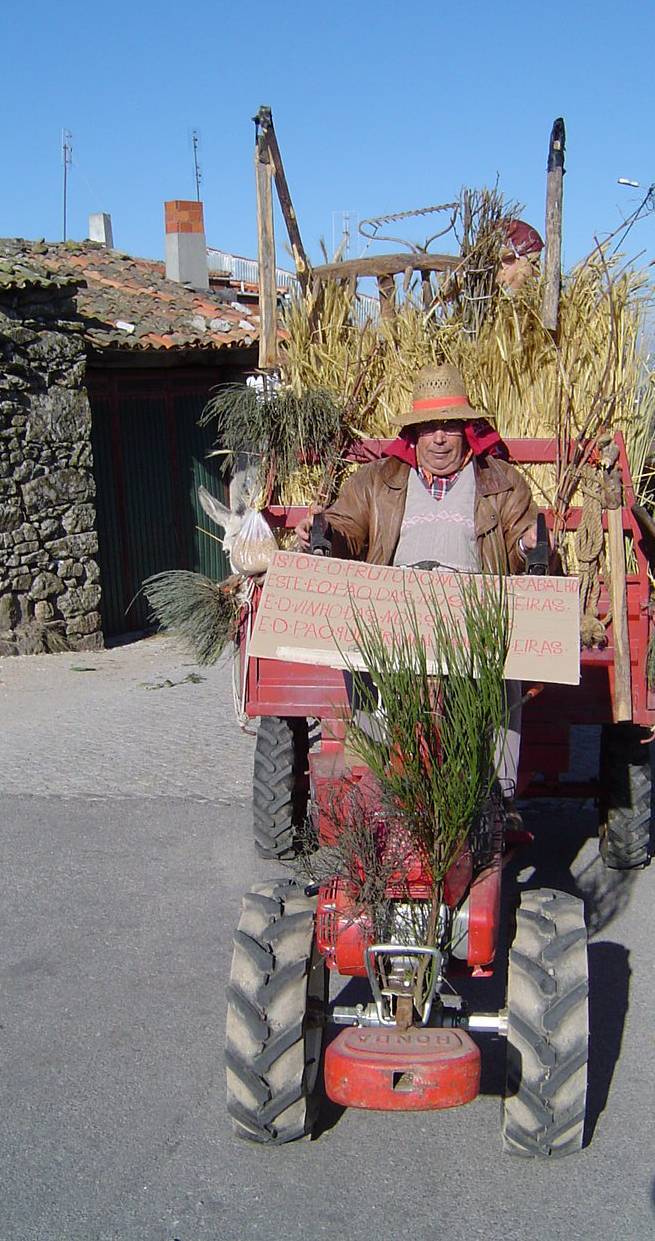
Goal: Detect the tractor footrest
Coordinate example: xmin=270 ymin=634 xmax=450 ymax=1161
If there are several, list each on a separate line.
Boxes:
xmin=324 ymin=1025 xmax=480 ymax=1111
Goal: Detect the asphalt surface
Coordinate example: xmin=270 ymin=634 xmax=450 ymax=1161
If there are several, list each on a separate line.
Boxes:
xmin=0 ymin=636 xmax=653 ymax=1241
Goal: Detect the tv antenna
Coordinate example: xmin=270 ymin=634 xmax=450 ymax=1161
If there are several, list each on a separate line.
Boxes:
xmin=331 ymin=210 xmax=359 ymax=260
xmin=192 ymin=129 xmax=202 ymax=201
xmin=62 ymin=129 xmax=73 ymax=240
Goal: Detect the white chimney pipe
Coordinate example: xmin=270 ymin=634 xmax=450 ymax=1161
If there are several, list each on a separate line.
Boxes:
xmin=89 ymin=212 xmax=114 ymax=247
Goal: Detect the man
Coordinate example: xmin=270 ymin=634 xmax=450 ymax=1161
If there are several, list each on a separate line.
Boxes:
xmin=298 ymin=362 xmax=537 ymax=571
xmin=496 ymin=219 xmax=544 ymax=294
xmin=297 ymin=362 xmax=539 ymax=797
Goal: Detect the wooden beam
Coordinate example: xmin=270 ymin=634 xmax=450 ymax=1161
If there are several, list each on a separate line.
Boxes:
xmin=254 ymin=105 xmax=310 ymax=293
xmin=312 ymin=251 xmax=460 ymax=282
xmin=254 ymin=140 xmax=278 ymax=371
xmin=542 ymin=117 xmax=566 ymax=333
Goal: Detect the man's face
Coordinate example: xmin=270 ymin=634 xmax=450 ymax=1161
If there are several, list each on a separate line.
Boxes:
xmin=415 ymin=419 xmax=467 ymax=477
xmin=496 ymin=249 xmax=540 ymax=293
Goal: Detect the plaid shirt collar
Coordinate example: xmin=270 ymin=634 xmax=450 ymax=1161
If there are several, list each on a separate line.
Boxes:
xmin=417 ymin=465 xmax=462 ymax=501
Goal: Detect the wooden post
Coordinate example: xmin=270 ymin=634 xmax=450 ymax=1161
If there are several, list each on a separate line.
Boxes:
xmin=542 ymin=117 xmax=566 ymax=333
xmin=606 ymin=489 xmax=633 ymax=722
xmin=254 ymin=136 xmax=278 ymax=371
xmin=254 ymin=105 xmax=310 ymax=293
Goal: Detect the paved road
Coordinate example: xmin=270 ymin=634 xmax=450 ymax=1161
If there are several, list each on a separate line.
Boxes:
xmin=0 ymin=638 xmax=653 ymax=1241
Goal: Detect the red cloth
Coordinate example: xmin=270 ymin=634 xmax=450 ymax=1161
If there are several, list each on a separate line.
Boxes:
xmin=347 ymin=420 xmax=509 ymax=466
xmin=385 ymin=422 xmax=509 ymax=466
xmin=505 ymin=219 xmax=544 ymax=257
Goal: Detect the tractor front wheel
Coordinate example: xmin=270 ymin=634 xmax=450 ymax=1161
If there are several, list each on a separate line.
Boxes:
xmin=225 ymin=880 xmax=327 ymax=1143
xmin=252 ymin=716 xmax=311 ymax=859
xmin=598 ymin=722 xmax=652 ymax=870
xmin=502 ymin=888 xmax=588 ymax=1158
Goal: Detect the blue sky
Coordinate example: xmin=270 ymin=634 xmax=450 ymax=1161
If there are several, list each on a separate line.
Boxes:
xmin=3 ymin=0 xmax=654 ymax=272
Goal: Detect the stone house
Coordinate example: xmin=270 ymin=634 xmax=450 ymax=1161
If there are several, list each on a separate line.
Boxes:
xmin=0 ymin=202 xmax=261 ymax=652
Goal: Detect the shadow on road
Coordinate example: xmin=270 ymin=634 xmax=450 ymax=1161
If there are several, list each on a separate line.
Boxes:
xmin=584 ymin=941 xmax=631 ymax=1145
xmin=519 ymin=798 xmax=639 ymax=935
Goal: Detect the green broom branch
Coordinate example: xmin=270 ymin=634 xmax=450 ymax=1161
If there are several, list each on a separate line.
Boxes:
xmin=345 ymin=573 xmax=511 ymax=894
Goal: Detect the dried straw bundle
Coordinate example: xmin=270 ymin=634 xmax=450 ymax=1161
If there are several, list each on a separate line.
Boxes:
xmin=143 ymin=570 xmax=242 ymax=664
xmin=283 ymin=277 xmax=383 ymax=402
xmin=442 ymin=250 xmax=655 ymax=510
xmin=0 ymin=620 xmax=69 ymax=656
xmin=280 ymin=242 xmax=654 ymax=531
xmin=439 ymin=185 xmax=519 ymax=337
xmin=280 ymin=188 xmax=517 ymax=445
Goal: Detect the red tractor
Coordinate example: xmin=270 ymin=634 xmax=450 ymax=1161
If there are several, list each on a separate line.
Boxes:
xmin=225 ymin=436 xmax=653 ymax=1155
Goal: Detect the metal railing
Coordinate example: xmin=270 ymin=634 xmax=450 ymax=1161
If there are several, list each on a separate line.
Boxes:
xmin=206 ymin=247 xmax=380 ymax=325
xmin=207 ymin=248 xmax=297 ymax=291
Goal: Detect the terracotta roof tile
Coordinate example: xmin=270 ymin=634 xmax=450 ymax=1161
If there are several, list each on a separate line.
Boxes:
xmin=0 ymin=238 xmax=261 ymax=352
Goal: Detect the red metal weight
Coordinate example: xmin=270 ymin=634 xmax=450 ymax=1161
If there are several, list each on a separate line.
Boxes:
xmin=325 ymin=1025 xmax=481 ymax=1111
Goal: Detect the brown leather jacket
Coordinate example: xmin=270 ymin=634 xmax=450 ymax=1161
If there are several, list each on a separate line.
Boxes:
xmin=325 ymin=455 xmax=537 ymax=574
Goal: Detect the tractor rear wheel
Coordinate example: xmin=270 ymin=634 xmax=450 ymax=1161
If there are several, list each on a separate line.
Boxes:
xmin=598 ymin=722 xmax=652 ymax=870
xmin=225 ymin=879 xmax=327 ymax=1143
xmin=252 ymin=716 xmax=311 ymax=859
xmin=502 ymin=888 xmax=588 ymax=1158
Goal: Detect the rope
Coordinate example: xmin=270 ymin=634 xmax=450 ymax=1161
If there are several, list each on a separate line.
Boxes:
xmin=232 ymin=577 xmax=257 ymax=734
xmin=575 ymin=465 xmax=609 ymax=648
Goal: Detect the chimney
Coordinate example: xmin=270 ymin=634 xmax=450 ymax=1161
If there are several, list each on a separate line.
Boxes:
xmin=89 ymin=212 xmax=114 ymax=247
xmin=164 ymin=200 xmax=209 ymax=289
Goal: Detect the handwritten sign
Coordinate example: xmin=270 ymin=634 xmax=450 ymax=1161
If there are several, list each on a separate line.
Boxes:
xmin=249 ymin=552 xmax=580 ymax=685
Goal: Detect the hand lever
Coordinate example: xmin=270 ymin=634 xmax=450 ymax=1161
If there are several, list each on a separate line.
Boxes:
xmin=310 ymin=513 xmax=332 ymax=556
xmin=525 ymin=513 xmax=549 ymax=576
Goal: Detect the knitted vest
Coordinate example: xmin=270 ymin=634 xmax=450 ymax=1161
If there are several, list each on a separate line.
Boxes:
xmin=392 ymin=462 xmax=480 ymax=571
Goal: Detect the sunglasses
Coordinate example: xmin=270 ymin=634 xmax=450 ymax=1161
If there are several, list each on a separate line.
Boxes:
xmin=418 ymin=420 xmax=465 ymax=436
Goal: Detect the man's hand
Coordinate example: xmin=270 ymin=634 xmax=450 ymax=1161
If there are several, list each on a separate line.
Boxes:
xmin=520 ymin=521 xmax=539 ymax=551
xmin=295 ymin=505 xmax=323 ymax=550
xmin=519 ymin=518 xmax=553 ymax=568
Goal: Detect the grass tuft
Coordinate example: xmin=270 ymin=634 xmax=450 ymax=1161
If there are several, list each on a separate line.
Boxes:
xmin=142 ymin=570 xmax=241 ymax=665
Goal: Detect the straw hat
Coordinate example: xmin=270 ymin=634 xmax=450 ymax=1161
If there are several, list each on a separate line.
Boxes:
xmin=391 ymin=363 xmax=482 ymax=428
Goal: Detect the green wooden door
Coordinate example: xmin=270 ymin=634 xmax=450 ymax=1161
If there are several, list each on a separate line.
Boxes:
xmin=90 ymin=374 xmax=231 ymax=637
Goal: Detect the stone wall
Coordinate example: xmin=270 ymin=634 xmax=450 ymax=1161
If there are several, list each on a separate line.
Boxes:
xmin=0 ymin=274 xmax=103 ymax=653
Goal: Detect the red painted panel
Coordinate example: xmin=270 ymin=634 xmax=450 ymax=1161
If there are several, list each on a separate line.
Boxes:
xmin=467 ymin=858 xmax=502 ymax=967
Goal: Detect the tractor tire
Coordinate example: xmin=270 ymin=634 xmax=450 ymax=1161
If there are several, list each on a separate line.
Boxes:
xmin=252 ymin=716 xmax=311 ymax=859
xmin=225 ymin=879 xmax=327 ymax=1143
xmin=502 ymin=888 xmax=588 ymax=1158
xmin=598 ymin=722 xmax=652 ymax=870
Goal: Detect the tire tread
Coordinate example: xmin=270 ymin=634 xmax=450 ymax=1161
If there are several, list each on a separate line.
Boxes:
xmin=502 ymin=888 xmax=588 ymax=1158
xmin=252 ymin=717 xmax=312 ymax=859
xmin=599 ymin=723 xmax=651 ymax=870
xmin=226 ymin=879 xmax=326 ymax=1144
